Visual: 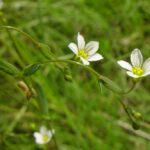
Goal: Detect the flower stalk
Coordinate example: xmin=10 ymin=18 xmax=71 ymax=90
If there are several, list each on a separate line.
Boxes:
xmin=0 ymin=24 xmax=144 ymax=139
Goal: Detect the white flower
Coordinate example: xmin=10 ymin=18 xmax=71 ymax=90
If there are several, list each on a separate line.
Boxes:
xmin=68 ymin=32 xmax=103 ymax=65
xmin=117 ymin=48 xmax=150 ymax=78
xmin=0 ymin=0 xmax=3 ymax=9
xmin=33 ymin=126 xmax=55 ymax=144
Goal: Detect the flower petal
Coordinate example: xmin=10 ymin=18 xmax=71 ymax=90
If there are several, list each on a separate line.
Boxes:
xmin=34 ymin=132 xmax=44 ymax=144
xmin=88 ymin=53 xmax=103 ymax=61
xmin=142 ymin=71 xmax=150 ymax=77
xmin=126 ymin=71 xmax=139 ymax=78
xmin=68 ymin=43 xmax=78 ymax=54
xmin=80 ymin=57 xmax=89 ymax=65
xmin=130 ymin=48 xmax=143 ymax=67
xmin=47 ymin=131 xmax=53 ymax=139
xmin=142 ymin=58 xmax=150 ymax=73
xmin=85 ymin=41 xmax=99 ymax=55
xmin=117 ymin=60 xmax=132 ymax=71
xmin=77 ymin=32 xmax=85 ymax=50
xmin=34 ymin=132 xmax=41 ymax=139
xmin=40 ymin=126 xmax=48 ymax=135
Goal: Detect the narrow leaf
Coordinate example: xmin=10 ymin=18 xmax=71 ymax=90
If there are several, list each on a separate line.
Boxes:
xmin=100 ymin=76 xmax=123 ymax=94
xmin=34 ymin=81 xmax=49 ymax=114
xmin=37 ymin=43 xmax=53 ymax=59
xmin=0 ymin=60 xmax=19 ymax=76
xmin=23 ymin=64 xmax=41 ymax=76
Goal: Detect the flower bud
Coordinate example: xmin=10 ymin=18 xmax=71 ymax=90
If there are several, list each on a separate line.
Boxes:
xmin=17 ymin=81 xmax=29 ymax=92
xmin=133 ymin=111 xmax=142 ymax=120
xmin=17 ymin=81 xmax=37 ymax=100
xmin=99 ymin=77 xmax=123 ymax=94
xmin=26 ymin=88 xmax=37 ymax=100
xmin=30 ymin=123 xmax=36 ymax=129
xmin=63 ymin=66 xmax=73 ymax=82
xmin=26 ymin=90 xmax=32 ymax=100
xmin=64 ymin=74 xmax=73 ymax=82
xmin=132 ymin=121 xmax=140 ymax=130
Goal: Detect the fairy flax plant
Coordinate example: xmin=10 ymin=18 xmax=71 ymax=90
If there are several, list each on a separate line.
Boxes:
xmin=0 ymin=25 xmax=149 ymax=148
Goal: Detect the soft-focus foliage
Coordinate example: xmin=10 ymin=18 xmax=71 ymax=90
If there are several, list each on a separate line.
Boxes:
xmin=0 ymin=0 xmax=150 ymax=150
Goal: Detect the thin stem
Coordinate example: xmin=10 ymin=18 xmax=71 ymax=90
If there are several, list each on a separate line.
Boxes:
xmin=39 ymin=59 xmax=101 ymax=77
xmin=37 ymin=0 xmax=44 ymax=40
xmin=37 ymin=59 xmax=137 ymax=123
xmin=37 ymin=59 xmax=136 ymax=95
xmin=0 ymin=26 xmax=39 ymax=46
xmin=119 ymin=98 xmax=134 ymax=123
xmin=22 ymin=77 xmax=33 ymax=94
xmin=0 ymin=25 xmax=136 ymax=95
xmin=0 ymin=18 xmax=25 ymax=66
xmin=0 ymin=25 xmax=66 ymax=70
xmin=0 ymin=24 xmax=137 ymax=128
xmin=122 ymin=81 xmax=136 ymax=95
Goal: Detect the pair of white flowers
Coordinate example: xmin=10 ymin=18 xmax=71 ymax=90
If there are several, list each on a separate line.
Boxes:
xmin=34 ymin=126 xmax=54 ymax=145
xmin=68 ymin=33 xmax=150 ymax=78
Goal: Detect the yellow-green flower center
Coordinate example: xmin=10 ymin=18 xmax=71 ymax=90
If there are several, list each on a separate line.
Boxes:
xmin=42 ymin=135 xmax=49 ymax=142
xmin=132 ymin=67 xmax=144 ymax=76
xmin=78 ymin=50 xmax=88 ymax=58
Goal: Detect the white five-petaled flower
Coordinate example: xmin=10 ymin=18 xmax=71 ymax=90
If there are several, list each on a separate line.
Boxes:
xmin=117 ymin=48 xmax=150 ymax=78
xmin=33 ymin=126 xmax=55 ymax=145
xmin=68 ymin=32 xmax=103 ymax=65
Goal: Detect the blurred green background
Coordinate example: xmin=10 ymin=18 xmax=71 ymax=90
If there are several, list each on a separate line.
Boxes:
xmin=0 ymin=0 xmax=150 ymax=149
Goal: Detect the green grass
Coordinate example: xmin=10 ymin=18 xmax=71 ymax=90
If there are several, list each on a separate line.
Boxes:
xmin=0 ymin=0 xmax=150 ymax=149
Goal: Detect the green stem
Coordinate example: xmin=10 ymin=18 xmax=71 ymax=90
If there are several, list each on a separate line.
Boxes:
xmin=0 ymin=25 xmax=66 ymax=69
xmin=22 ymin=77 xmax=33 ymax=94
xmin=0 ymin=26 xmax=39 ymax=46
xmin=123 ymin=82 xmax=136 ymax=94
xmin=37 ymin=59 xmax=136 ymax=95
xmin=0 ymin=18 xmax=24 ymax=66
xmin=0 ymin=25 xmax=137 ymax=128
xmin=0 ymin=25 xmax=136 ymax=95
xmin=0 ymin=25 xmax=137 ymax=95
xmin=119 ymin=98 xmax=134 ymax=123
xmin=37 ymin=59 xmax=136 ymax=124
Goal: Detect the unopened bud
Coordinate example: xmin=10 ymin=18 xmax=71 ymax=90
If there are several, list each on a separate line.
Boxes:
xmin=133 ymin=112 xmax=142 ymax=120
xmin=132 ymin=121 xmax=140 ymax=130
xmin=63 ymin=66 xmax=73 ymax=82
xmin=30 ymin=123 xmax=36 ymax=129
xmin=17 ymin=81 xmax=37 ymax=100
xmin=64 ymin=74 xmax=73 ymax=82
xmin=26 ymin=90 xmax=32 ymax=100
xmin=26 ymin=88 xmax=37 ymax=100
xmin=17 ymin=81 xmax=29 ymax=92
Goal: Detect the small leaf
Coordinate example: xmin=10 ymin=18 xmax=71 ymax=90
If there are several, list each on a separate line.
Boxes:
xmin=34 ymin=81 xmax=49 ymax=114
xmin=23 ymin=64 xmax=41 ymax=76
xmin=100 ymin=76 xmax=123 ymax=94
xmin=38 ymin=43 xmax=64 ymax=70
xmin=63 ymin=66 xmax=73 ymax=82
xmin=0 ymin=60 xmax=19 ymax=76
xmin=37 ymin=43 xmax=53 ymax=59
xmin=99 ymin=80 xmax=103 ymax=94
xmin=64 ymin=74 xmax=73 ymax=82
